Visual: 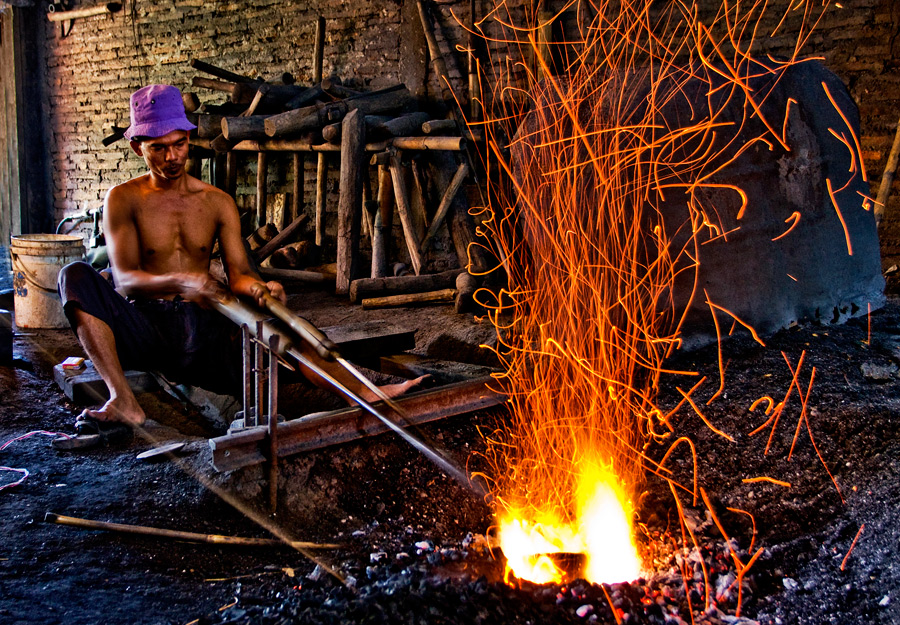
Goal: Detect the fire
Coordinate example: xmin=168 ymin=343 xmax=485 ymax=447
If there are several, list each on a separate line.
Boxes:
xmin=462 ymin=0 xmax=836 ymax=595
xmin=500 ymin=461 xmax=642 ymax=584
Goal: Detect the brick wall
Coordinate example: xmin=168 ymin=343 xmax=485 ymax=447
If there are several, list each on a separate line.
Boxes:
xmin=40 ymin=0 xmax=900 ymax=273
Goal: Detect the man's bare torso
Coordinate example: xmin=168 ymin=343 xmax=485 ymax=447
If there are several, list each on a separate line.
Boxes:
xmin=119 ymin=173 xmax=223 ymax=277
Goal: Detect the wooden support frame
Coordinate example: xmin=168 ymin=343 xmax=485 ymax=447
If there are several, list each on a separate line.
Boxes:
xmin=209 ymin=377 xmax=504 ymax=472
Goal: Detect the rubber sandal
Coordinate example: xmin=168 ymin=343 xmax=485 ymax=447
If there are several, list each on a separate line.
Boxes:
xmin=51 ymin=416 xmax=133 ymax=451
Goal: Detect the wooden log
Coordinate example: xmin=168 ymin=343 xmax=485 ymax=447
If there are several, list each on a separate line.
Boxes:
xmin=322 ymin=115 xmax=390 ymax=144
xmin=195 ymin=114 xmax=225 ymax=139
xmin=208 ymin=133 xmax=234 ymax=154
xmin=265 ymin=85 xmax=412 ymax=138
xmin=454 ymin=271 xmax=478 ymax=314
xmin=247 ymin=223 xmax=278 ymax=251
xmin=182 ymin=92 xmax=201 ymax=113
xmin=362 ymin=288 xmax=456 ymax=309
xmin=421 ymin=119 xmax=457 ymax=134
xmin=252 ymin=213 xmax=311 ymax=263
xmin=371 ymin=162 xmax=394 ymax=278
xmin=240 ymin=86 xmax=266 ymax=117
xmin=209 ymin=377 xmax=504 ymax=471
xmin=375 ymin=112 xmax=431 ymax=139
xmin=315 ymin=154 xmax=327 ymax=246
xmin=349 ymin=268 xmax=464 ymax=303
xmin=256 ymin=152 xmax=268 ymax=228
xmin=190 ymin=135 xmax=463 ymax=153
xmin=314 ymin=16 xmax=326 ymax=83
xmin=420 ymin=161 xmax=469 ymax=254
xmin=258 ymin=267 xmax=334 ymax=284
xmin=388 ymin=152 xmax=425 ymax=275
xmin=191 ymin=76 xmax=236 ymax=95
xmin=335 ymin=109 xmax=366 ymax=295
xmin=191 ymin=59 xmax=256 ymax=84
xmin=284 ymin=84 xmax=325 ymax=111
xmin=292 ymin=152 xmax=303 ymax=224
xmin=221 ymin=115 xmax=270 ymax=141
xmin=321 ymin=78 xmax=361 ymax=100
xmin=47 ymin=2 xmax=121 ymax=21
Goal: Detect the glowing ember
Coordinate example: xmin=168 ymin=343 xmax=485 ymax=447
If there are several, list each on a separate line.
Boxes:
xmin=500 ymin=462 xmax=642 ymax=585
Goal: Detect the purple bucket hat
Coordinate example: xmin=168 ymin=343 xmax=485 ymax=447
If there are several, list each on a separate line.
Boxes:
xmin=124 ymin=84 xmax=197 ymax=140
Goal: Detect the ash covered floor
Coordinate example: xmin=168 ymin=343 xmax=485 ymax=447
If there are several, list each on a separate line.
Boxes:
xmin=2 ymin=290 xmax=900 ymax=624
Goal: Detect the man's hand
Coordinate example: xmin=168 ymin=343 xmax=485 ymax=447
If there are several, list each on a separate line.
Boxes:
xmin=176 ymin=273 xmax=226 ymax=306
xmin=248 ymin=280 xmax=287 ymax=308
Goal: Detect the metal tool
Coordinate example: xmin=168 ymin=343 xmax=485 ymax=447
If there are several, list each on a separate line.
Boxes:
xmin=210 ymin=288 xmax=489 ymax=500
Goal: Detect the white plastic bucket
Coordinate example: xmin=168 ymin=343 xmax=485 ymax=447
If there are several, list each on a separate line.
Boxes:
xmin=10 ymin=234 xmax=85 ymax=328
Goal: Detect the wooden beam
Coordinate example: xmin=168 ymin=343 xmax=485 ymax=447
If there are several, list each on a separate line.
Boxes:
xmin=335 ymin=109 xmax=366 ymax=294
xmin=209 ymin=377 xmax=504 ymax=472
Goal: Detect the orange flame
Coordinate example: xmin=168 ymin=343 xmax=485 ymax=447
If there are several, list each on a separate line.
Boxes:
xmin=463 ymin=0 xmax=840 ymax=591
xmin=499 ymin=461 xmax=642 ymax=584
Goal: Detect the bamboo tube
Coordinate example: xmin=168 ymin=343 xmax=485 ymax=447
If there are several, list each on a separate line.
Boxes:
xmin=45 ymin=512 xmax=340 ymax=549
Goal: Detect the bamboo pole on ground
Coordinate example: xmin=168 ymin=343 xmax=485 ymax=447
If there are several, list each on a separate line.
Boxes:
xmin=45 ymin=512 xmax=340 ymax=549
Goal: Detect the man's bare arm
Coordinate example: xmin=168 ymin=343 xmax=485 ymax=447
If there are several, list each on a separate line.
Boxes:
xmin=215 ymin=190 xmax=286 ymax=306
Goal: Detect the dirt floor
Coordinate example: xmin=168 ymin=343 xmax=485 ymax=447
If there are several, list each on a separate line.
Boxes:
xmin=2 ymin=286 xmax=900 ymax=624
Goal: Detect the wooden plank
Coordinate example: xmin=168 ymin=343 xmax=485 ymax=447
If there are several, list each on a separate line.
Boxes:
xmin=209 ymin=377 xmax=504 ymax=472
xmin=335 ymin=109 xmax=366 ymax=294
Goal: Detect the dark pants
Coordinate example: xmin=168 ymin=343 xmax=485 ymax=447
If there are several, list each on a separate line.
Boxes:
xmin=57 ymin=261 xmax=242 ymax=397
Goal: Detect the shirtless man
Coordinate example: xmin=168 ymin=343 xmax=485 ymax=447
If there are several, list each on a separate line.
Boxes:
xmin=56 ymin=84 xmax=416 ymax=445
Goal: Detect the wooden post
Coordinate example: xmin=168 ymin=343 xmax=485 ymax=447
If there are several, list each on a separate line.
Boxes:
xmin=372 ymin=155 xmax=394 ymax=278
xmin=256 ymin=152 xmax=268 ymax=229
xmin=292 ymin=152 xmax=303 ymax=224
xmin=876 ymin=117 xmax=900 ymax=227
xmin=314 ymin=17 xmax=326 ymax=84
xmin=335 ymin=109 xmax=366 ymax=295
xmin=221 ymin=115 xmax=269 ymax=142
xmin=388 ymin=150 xmax=426 ymax=275
xmin=315 ymin=154 xmax=327 ymax=246
xmin=420 ymin=161 xmax=469 ymax=254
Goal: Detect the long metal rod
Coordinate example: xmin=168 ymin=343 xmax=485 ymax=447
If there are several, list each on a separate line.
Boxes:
xmin=287 ymin=346 xmax=489 ymax=500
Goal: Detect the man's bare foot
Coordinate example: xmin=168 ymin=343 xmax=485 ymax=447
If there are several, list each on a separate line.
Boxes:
xmin=79 ymin=395 xmax=146 ymax=427
xmin=362 ymin=375 xmax=430 ymax=402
